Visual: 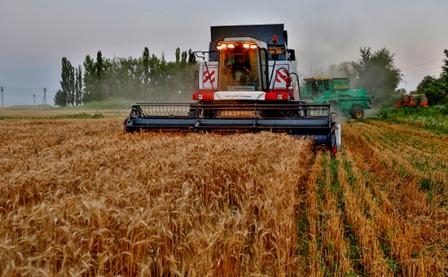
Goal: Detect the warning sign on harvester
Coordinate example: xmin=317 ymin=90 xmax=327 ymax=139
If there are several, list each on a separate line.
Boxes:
xmin=200 ymin=64 xmax=218 ymax=89
xmin=271 ymin=64 xmax=290 ymax=88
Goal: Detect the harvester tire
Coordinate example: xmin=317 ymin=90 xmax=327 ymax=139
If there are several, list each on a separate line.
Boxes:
xmin=350 ymin=105 xmax=364 ymax=119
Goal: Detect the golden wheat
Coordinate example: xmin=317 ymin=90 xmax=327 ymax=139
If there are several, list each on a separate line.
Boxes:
xmin=0 ymin=118 xmax=312 ymax=276
xmin=0 ymin=117 xmax=446 ymax=276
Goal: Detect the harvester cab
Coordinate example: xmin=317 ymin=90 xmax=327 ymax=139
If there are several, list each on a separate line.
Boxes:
xmin=193 ymin=24 xmax=298 ymax=103
xmin=124 ymin=24 xmax=341 ymax=153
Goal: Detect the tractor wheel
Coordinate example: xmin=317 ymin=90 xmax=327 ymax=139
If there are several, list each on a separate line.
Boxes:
xmin=350 ymin=105 xmax=364 ymax=119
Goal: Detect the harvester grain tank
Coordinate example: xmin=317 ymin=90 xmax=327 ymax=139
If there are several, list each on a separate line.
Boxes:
xmin=124 ymin=24 xmax=341 ymax=152
xmin=301 ymin=77 xmax=372 ymax=119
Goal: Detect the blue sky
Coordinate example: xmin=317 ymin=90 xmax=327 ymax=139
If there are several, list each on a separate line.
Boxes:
xmin=1 ymin=0 xmax=447 ymax=105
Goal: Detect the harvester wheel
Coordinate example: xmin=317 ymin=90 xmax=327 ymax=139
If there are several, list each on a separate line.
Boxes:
xmin=350 ymin=105 xmax=364 ymax=119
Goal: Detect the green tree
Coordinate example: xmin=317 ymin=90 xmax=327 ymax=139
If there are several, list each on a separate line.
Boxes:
xmin=95 ymin=51 xmax=105 ymax=100
xmin=188 ymin=49 xmax=196 ymax=64
xmin=417 ymin=76 xmax=443 ymax=105
xmin=58 ymin=57 xmax=75 ymax=106
xmin=416 ymin=49 xmax=448 ymax=105
xmin=54 ymin=89 xmax=67 ymax=106
xmin=83 ymin=55 xmax=96 ymax=102
xmin=181 ymin=51 xmax=187 ymax=64
xmin=441 ymin=49 xmax=448 ymax=92
xmin=351 ymin=47 xmax=402 ymax=105
xmin=74 ymin=65 xmax=83 ymax=105
xmin=142 ymin=47 xmax=151 ymax=85
xmin=175 ymin=47 xmax=181 ymax=64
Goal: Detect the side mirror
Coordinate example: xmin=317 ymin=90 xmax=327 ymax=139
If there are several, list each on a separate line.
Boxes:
xmin=288 ymin=49 xmax=296 ymax=61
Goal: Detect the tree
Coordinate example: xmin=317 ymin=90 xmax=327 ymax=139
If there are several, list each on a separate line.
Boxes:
xmin=142 ymin=47 xmax=150 ymax=84
xmin=83 ymin=55 xmax=96 ymax=102
xmin=95 ymin=51 xmax=105 ymax=100
xmin=59 ymin=57 xmax=75 ymax=106
xmin=175 ymin=47 xmax=181 ymax=64
xmin=441 ymin=49 xmax=448 ymax=92
xmin=181 ymin=50 xmax=187 ymax=64
xmin=188 ymin=49 xmax=196 ymax=64
xmin=417 ymin=76 xmax=443 ymax=105
xmin=351 ymin=47 xmax=402 ymax=105
xmin=442 ymin=49 xmax=448 ymax=78
xmin=74 ymin=65 xmax=83 ymax=105
xmin=416 ymin=49 xmax=448 ymax=105
xmin=54 ymin=89 xmax=67 ymax=106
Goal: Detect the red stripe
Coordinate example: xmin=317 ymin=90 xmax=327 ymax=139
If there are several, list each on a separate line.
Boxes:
xmin=275 ymin=69 xmax=289 ymax=83
xmin=203 ymin=71 xmax=215 ymax=84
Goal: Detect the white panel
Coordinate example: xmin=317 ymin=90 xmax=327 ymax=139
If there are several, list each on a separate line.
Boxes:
xmin=214 ymin=91 xmax=266 ymax=100
xmin=199 ymin=62 xmax=218 ymax=89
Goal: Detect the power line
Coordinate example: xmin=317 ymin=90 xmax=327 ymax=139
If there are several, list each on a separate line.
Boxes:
xmin=0 ymin=85 xmax=56 ymax=106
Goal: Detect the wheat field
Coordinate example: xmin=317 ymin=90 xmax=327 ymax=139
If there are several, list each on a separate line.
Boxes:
xmin=0 ymin=117 xmax=447 ymax=276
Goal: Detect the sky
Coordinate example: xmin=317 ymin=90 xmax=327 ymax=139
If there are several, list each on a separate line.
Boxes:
xmin=0 ymin=0 xmax=447 ymax=106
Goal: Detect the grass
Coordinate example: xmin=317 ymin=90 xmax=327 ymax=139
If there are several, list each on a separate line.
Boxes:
xmin=376 ymin=105 xmax=448 ymax=134
xmin=81 ymin=98 xmax=136 ymax=109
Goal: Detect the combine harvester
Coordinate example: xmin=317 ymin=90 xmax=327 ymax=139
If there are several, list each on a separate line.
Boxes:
xmin=124 ymin=24 xmax=341 ymax=153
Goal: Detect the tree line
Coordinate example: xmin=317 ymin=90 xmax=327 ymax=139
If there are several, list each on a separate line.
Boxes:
xmin=55 ymin=47 xmax=197 ymax=106
xmin=416 ymin=49 xmax=448 ymax=105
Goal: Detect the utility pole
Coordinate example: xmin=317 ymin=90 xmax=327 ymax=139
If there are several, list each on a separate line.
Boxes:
xmin=1 ymin=86 xmax=3 ymax=107
xmin=43 ymin=88 xmax=47 ymax=105
xmin=33 ymin=94 xmax=36 ymax=106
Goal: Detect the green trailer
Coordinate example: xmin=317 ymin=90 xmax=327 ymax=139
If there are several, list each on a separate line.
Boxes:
xmin=300 ymin=77 xmax=373 ymax=119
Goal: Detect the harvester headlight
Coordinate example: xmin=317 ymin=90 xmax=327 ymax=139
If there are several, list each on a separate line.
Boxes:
xmin=243 ymin=43 xmax=250 ymax=49
xmin=227 ymin=43 xmax=235 ymax=49
xmin=217 ymin=44 xmax=226 ymax=50
xmin=250 ymin=44 xmax=258 ymax=49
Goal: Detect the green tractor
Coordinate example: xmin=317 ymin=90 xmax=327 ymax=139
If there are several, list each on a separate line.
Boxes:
xmin=300 ymin=77 xmax=372 ymax=119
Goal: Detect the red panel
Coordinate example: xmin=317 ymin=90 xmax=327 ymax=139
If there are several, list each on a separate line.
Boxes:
xmin=265 ymin=89 xmax=293 ymax=101
xmin=193 ymin=89 xmax=215 ymax=101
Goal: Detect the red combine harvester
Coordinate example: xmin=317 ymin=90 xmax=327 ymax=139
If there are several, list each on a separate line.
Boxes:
xmin=396 ymin=94 xmax=429 ymax=108
xmin=124 ymin=24 xmax=341 ymax=153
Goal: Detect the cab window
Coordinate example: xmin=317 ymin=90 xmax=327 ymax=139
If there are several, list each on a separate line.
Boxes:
xmin=218 ymin=44 xmax=261 ymax=91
